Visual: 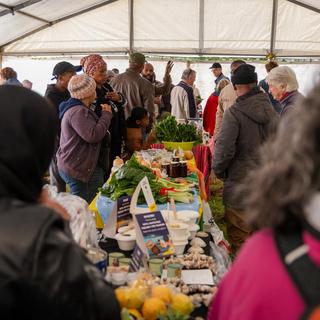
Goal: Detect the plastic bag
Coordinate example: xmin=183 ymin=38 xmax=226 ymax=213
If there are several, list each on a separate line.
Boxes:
xmin=202 ymin=201 xmax=231 ymax=283
xmin=202 ymin=201 xmax=212 ymax=224
xmin=203 ymin=201 xmax=229 ymax=250
xmin=210 ymin=241 xmax=231 ymax=284
xmin=44 ymin=185 xmax=98 ymax=248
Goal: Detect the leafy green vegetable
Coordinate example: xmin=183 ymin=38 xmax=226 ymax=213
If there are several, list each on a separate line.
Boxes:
xmin=158 ymin=308 xmax=189 ymax=320
xmin=100 ymin=156 xmax=194 ymax=204
xmin=155 ymin=115 xmax=202 ymax=143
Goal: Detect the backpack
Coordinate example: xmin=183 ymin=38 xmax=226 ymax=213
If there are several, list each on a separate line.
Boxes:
xmin=275 ymin=228 xmax=320 ymax=320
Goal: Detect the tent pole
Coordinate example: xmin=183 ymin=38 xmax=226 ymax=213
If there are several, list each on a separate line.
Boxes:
xmin=286 ymin=0 xmax=320 ymax=14
xmin=0 ymin=48 xmax=3 ymax=68
xmin=198 ymin=0 xmax=204 ymax=54
xmin=270 ymin=0 xmax=278 ymax=56
xmin=1 ymin=0 xmax=120 ymax=49
xmin=129 ymin=0 xmax=134 ymax=53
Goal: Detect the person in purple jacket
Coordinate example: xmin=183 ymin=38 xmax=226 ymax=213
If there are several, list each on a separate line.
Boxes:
xmin=267 ymin=65 xmax=303 ymax=118
xmin=209 ymin=82 xmax=320 ymax=320
xmin=57 ymin=74 xmax=112 ymax=203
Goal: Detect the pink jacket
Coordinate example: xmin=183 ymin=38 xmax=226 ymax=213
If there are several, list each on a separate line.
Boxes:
xmin=208 ymin=229 xmax=320 ymax=320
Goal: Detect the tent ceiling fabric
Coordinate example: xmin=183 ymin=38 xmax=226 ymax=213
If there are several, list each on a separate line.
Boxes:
xmin=288 ymin=0 xmax=320 ymax=11
xmin=203 ymin=0 xmax=273 ymax=55
xmin=1 ymin=0 xmax=320 ymax=56
xmin=276 ymin=0 xmax=320 ymax=55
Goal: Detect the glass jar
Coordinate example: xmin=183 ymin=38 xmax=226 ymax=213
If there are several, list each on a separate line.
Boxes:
xmin=161 ymin=162 xmax=170 ymax=175
xmin=169 ymin=162 xmax=180 ymax=178
xmin=180 ymin=161 xmax=188 ymax=177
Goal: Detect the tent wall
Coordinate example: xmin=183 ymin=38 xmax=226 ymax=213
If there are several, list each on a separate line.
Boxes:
xmin=203 ymin=0 xmax=273 ymax=55
xmin=275 ymin=0 xmax=320 ymax=56
xmin=1 ymin=0 xmax=320 ymax=57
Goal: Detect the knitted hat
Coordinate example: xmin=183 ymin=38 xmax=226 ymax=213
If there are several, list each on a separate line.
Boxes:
xmin=231 ymin=64 xmax=258 ymax=85
xmin=68 ymin=74 xmax=96 ymax=100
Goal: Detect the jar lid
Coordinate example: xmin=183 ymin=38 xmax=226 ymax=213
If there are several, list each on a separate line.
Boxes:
xmin=109 ymin=252 xmax=125 ymax=258
xmin=149 ymin=258 xmax=163 ymax=264
xmin=115 ymin=233 xmax=136 ymax=241
xmin=168 ymin=263 xmax=183 ymax=269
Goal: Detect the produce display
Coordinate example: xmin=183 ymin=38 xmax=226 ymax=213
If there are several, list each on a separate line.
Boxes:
xmin=93 ymin=141 xmax=226 ymax=319
xmin=115 ymin=273 xmax=197 ymax=320
xmin=155 ymin=116 xmax=202 ymax=143
xmin=163 ymin=252 xmax=216 ymax=274
xmin=100 ymin=155 xmax=194 ymax=204
xmin=114 ymin=270 xmax=218 ymax=320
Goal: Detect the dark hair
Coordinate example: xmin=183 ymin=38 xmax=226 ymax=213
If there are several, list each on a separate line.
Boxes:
xmin=126 ymin=107 xmax=148 ymax=128
xmin=0 ymin=67 xmax=17 ymax=80
xmin=243 ymin=82 xmax=320 ymax=230
xmin=112 ymin=68 xmax=119 ymax=74
xmin=231 ymin=60 xmax=246 ymax=67
xmin=265 ymin=61 xmax=279 ymax=73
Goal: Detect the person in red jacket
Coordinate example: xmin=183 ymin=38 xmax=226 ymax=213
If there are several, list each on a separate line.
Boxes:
xmin=203 ymin=79 xmax=229 ymax=136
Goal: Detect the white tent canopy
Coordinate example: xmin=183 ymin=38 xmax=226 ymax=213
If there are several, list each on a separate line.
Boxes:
xmin=0 ymin=0 xmax=320 ymax=57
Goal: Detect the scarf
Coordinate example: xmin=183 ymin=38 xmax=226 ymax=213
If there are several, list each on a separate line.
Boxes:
xmin=80 ymin=54 xmax=107 ymax=77
xmin=177 ymin=81 xmax=197 ymax=118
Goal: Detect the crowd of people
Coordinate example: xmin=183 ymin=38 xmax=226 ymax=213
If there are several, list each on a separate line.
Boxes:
xmin=0 ymin=52 xmax=319 ymax=319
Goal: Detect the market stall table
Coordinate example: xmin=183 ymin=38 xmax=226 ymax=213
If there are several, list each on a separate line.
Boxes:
xmin=98 ymin=235 xmax=212 ymax=319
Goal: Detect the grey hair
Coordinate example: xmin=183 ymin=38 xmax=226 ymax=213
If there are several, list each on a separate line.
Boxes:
xmin=267 ymin=66 xmax=299 ymax=92
xmin=217 ymin=79 xmax=230 ymax=91
xmin=242 ymin=82 xmax=320 ymax=230
xmin=181 ymin=68 xmax=196 ymax=80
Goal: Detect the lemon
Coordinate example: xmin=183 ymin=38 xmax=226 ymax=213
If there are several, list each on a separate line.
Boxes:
xmin=151 ymin=285 xmax=173 ymax=304
xmin=126 ymin=287 xmax=146 ymax=310
xmin=142 ymin=297 xmax=167 ymax=320
xmin=184 ymin=150 xmax=194 ymax=160
xmin=171 ymin=293 xmax=194 ymax=316
xmin=115 ymin=287 xmax=127 ymax=308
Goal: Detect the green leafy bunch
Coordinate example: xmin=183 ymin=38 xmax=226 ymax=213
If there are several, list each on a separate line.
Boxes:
xmin=155 ymin=116 xmax=201 ymax=143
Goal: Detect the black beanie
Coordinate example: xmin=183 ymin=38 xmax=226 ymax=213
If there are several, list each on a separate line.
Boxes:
xmin=231 ymin=64 xmax=258 ymax=85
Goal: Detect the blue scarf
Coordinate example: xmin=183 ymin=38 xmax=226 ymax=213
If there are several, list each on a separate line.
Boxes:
xmin=177 ymin=81 xmax=197 ymax=118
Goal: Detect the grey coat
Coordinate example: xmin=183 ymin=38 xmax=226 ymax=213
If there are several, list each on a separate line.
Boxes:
xmin=213 ymin=87 xmax=278 ymax=209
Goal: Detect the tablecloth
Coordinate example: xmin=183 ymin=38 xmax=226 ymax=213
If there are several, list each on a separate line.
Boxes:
xmin=192 ymin=140 xmax=213 ymax=198
xmin=96 ymin=188 xmax=202 ymax=225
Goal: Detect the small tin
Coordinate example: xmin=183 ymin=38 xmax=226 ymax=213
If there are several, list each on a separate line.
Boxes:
xmin=149 ymin=258 xmax=163 ymax=276
xmin=119 ymin=257 xmax=132 ymax=266
xmin=108 ymin=252 xmax=125 ymax=266
xmin=167 ymin=263 xmax=183 ymax=278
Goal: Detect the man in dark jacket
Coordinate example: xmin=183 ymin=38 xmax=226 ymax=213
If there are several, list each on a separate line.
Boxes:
xmin=209 ymin=62 xmax=229 ymax=92
xmin=45 ymin=61 xmax=82 ymax=192
xmin=213 ymin=64 xmax=278 ymax=253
